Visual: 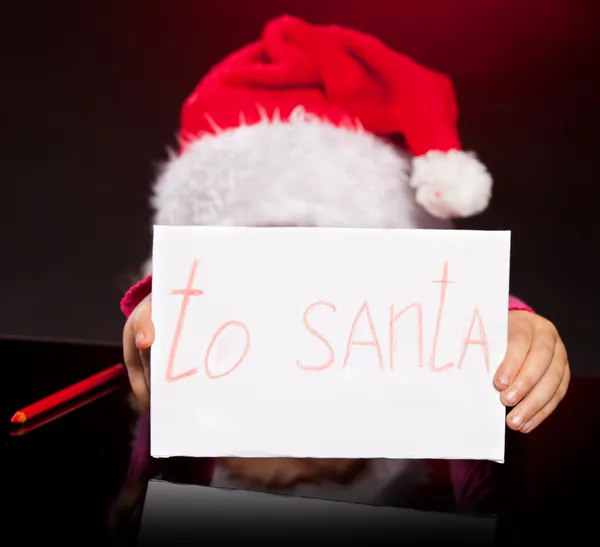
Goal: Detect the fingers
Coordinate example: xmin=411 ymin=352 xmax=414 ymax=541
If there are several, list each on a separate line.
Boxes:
xmin=502 ymin=332 xmax=556 ymax=407
xmin=496 ymin=311 xmax=569 ymax=433
xmin=506 ymin=344 xmax=569 ymax=432
xmin=131 ymin=295 xmax=155 ymax=349
xmin=123 ymin=295 xmax=154 ymax=411
xmin=123 ymin=326 xmax=150 ymax=411
xmin=497 ymin=316 xmax=557 ymax=408
xmin=518 ymin=365 xmax=570 ymax=434
xmin=494 ymin=312 xmax=535 ymax=390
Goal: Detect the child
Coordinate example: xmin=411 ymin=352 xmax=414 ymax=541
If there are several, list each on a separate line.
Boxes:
xmin=120 ymin=15 xmax=569 ymax=512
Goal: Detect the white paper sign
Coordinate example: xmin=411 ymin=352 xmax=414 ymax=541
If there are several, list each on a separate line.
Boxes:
xmin=150 ymin=226 xmax=510 ymax=462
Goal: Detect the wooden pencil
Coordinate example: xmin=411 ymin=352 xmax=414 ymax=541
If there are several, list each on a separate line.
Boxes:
xmin=10 ymin=382 xmax=123 ymax=436
xmin=10 ymin=363 xmax=127 ymax=424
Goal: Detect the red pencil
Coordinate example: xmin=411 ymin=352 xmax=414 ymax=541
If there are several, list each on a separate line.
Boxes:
xmin=10 ymin=382 xmax=123 ymax=436
xmin=10 ymin=363 xmax=127 ymax=424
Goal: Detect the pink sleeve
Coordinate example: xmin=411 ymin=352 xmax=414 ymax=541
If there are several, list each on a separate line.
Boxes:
xmin=120 ymin=275 xmax=153 ymax=318
xmin=508 ymin=295 xmax=534 ymax=313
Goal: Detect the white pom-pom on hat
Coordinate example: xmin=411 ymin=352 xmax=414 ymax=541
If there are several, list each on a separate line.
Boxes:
xmin=411 ymin=150 xmax=493 ymax=219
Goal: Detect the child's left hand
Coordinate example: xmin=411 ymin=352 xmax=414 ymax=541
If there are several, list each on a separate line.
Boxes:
xmin=495 ymin=311 xmax=570 ymax=433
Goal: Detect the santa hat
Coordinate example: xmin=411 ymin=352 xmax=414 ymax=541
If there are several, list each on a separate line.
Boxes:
xmin=151 ymin=15 xmax=491 ymax=231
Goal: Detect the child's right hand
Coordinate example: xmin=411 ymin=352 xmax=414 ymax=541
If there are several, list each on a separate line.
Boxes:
xmin=123 ymin=294 xmax=154 ymax=411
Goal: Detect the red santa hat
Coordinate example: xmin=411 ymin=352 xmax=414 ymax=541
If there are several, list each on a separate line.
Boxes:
xmin=151 ymin=15 xmax=491 ymax=231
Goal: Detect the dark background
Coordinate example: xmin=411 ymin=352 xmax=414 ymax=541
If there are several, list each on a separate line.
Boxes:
xmin=2 ymin=0 xmax=599 ymax=372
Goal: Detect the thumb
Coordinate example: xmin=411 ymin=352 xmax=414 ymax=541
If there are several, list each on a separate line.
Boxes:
xmin=131 ymin=294 xmax=155 ymax=349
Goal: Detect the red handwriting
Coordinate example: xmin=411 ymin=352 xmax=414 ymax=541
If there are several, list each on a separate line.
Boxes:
xmin=429 ymin=261 xmax=454 ymax=373
xmin=205 ymin=321 xmax=251 ymax=379
xmin=457 ymin=308 xmax=490 ymax=373
xmin=343 ymin=301 xmax=384 ymax=372
xmin=296 ymin=301 xmax=337 ymax=371
xmin=390 ymin=303 xmax=423 ymax=370
xmin=166 ymin=260 xmax=491 ymax=383
xmin=165 ymin=259 xmax=204 ymax=383
xmin=297 ymin=261 xmax=490 ymax=374
xmin=166 ymin=259 xmax=250 ymax=382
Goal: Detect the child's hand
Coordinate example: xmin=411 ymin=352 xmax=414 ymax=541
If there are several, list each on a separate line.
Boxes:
xmin=220 ymin=457 xmax=364 ymax=488
xmin=495 ymin=311 xmax=570 ymax=433
xmin=123 ymin=294 xmax=154 ymax=411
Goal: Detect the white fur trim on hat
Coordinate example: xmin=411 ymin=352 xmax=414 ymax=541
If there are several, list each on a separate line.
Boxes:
xmin=410 ymin=150 xmax=492 ymax=220
xmin=151 ymin=114 xmax=454 ymax=231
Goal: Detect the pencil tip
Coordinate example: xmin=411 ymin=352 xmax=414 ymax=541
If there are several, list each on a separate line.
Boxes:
xmin=10 ymin=411 xmax=27 ymax=424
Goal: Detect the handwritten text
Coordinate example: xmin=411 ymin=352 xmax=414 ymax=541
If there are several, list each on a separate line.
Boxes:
xmin=164 ymin=259 xmax=490 ymax=383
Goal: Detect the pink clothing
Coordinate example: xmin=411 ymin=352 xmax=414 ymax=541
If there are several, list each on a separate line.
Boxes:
xmin=121 ymin=275 xmax=153 ymax=317
xmin=121 ymin=274 xmax=533 ymax=512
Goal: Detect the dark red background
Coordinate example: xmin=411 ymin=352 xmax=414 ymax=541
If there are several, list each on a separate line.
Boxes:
xmin=2 ymin=0 xmax=598 ymax=372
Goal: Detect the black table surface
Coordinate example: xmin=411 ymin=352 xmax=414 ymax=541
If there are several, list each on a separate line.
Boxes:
xmin=3 ymin=337 xmax=134 ymax=543
xmin=3 ymin=336 xmax=599 ymax=545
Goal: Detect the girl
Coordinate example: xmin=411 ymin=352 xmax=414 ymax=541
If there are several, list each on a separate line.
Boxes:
xmin=120 ymin=15 xmax=569 ymax=512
